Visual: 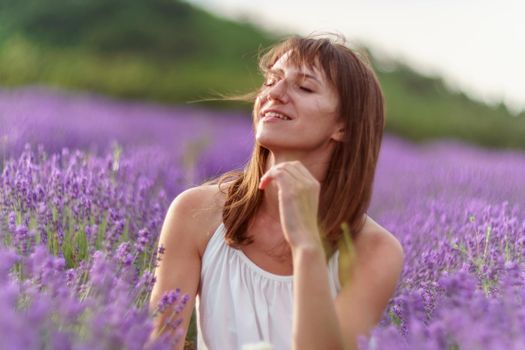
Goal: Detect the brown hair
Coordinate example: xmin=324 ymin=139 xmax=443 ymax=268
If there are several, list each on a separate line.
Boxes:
xmin=204 ymin=34 xmax=385 ymax=257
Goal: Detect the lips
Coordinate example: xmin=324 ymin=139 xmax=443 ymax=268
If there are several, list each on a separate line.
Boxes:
xmin=260 ymin=109 xmax=293 ymax=121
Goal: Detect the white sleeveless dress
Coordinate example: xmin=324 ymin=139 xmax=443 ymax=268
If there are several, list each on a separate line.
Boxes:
xmin=196 ymin=222 xmax=342 ymax=350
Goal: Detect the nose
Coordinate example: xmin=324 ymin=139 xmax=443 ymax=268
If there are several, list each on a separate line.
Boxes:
xmin=266 ymin=79 xmax=289 ymax=104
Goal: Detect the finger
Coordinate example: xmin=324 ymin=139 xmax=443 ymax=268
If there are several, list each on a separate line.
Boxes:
xmin=258 ymin=172 xmax=273 ymax=190
xmin=289 ymin=161 xmax=316 ymax=180
xmin=259 ymin=167 xmax=282 ymax=190
xmin=259 ymin=165 xmax=296 ymax=190
xmin=279 ymin=162 xmax=319 ymax=191
xmin=259 ymin=161 xmax=314 ymax=190
xmin=280 ymin=162 xmax=306 ymax=181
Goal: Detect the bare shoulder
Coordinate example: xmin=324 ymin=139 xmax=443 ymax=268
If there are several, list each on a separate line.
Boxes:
xmin=166 ymin=182 xmax=229 ymax=257
xmin=333 ymin=219 xmax=405 ymax=343
xmin=353 ymin=215 xmax=405 ymax=275
xmin=171 ymin=183 xmax=227 ymax=218
xmin=149 ymin=183 xmax=229 ymax=343
xmin=356 ymin=216 xmax=403 ymax=252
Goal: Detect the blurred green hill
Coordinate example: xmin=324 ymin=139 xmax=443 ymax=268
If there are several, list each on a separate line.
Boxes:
xmin=0 ymin=0 xmax=523 ymax=149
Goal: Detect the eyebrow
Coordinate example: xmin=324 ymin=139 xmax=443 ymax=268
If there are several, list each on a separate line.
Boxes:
xmin=268 ymin=68 xmax=321 ymax=85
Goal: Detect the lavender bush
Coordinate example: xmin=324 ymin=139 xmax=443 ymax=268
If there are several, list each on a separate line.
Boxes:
xmin=1 ymin=86 xmax=524 ymax=349
xmin=0 ymin=144 xmax=189 ymax=349
xmin=0 ymin=86 xmax=253 ymax=197
xmin=363 ymin=138 xmax=525 ymax=349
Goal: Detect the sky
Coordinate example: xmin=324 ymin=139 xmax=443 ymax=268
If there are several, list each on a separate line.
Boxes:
xmin=187 ymin=0 xmax=525 ymax=115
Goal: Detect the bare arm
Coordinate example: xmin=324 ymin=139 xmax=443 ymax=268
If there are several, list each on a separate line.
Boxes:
xmin=292 ymin=228 xmax=404 ymax=350
xmin=148 ymin=187 xmax=212 ymax=350
xmin=333 ymin=228 xmax=404 ymax=349
xmin=257 ymin=161 xmax=404 ymax=349
xmin=292 ymin=244 xmax=345 ymax=349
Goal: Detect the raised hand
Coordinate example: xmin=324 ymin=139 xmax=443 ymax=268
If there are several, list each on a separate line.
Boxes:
xmin=258 ymin=161 xmax=323 ymax=251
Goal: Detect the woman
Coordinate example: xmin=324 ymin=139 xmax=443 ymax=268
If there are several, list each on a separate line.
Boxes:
xmin=149 ymin=34 xmax=404 ymax=350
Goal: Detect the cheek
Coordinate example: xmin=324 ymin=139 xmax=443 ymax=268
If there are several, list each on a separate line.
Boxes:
xmin=320 ymin=96 xmax=339 ymax=116
xmin=316 ymin=92 xmax=339 ymax=115
xmin=310 ymin=100 xmax=337 ymax=118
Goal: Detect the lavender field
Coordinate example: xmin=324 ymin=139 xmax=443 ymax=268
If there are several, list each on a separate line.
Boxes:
xmin=1 ymin=87 xmax=524 ymax=349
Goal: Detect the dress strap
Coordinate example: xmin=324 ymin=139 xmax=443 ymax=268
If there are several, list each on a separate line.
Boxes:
xmin=201 ymin=222 xmax=226 ymax=272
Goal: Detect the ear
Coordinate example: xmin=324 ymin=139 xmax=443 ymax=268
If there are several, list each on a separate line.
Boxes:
xmin=331 ymin=122 xmax=345 ymax=142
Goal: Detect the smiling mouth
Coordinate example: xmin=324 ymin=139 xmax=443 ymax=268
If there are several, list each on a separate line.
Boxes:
xmin=260 ymin=111 xmax=292 ymax=121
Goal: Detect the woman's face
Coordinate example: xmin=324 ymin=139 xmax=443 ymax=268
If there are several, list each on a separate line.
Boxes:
xmin=254 ymin=52 xmax=344 ymax=154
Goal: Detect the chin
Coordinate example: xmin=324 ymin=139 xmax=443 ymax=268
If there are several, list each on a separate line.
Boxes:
xmin=255 ymin=127 xmax=301 ymax=150
xmin=255 ymin=136 xmax=273 ymax=149
xmin=255 ymin=136 xmax=279 ymax=150
xmin=255 ymin=137 xmax=295 ymax=153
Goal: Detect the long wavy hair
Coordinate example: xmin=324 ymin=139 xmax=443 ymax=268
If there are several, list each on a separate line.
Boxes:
xmin=204 ymin=34 xmax=385 ymax=258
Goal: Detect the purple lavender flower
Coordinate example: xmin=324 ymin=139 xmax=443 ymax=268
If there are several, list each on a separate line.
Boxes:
xmin=1 ymin=87 xmax=524 ymax=349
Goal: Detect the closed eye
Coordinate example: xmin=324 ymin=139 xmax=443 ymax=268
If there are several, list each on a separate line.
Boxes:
xmin=263 ymin=77 xmax=277 ymax=87
xmin=299 ymin=86 xmax=314 ymax=93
